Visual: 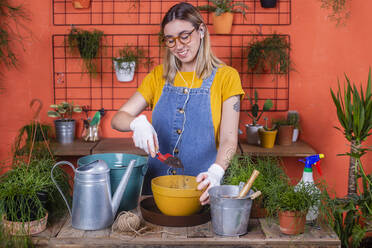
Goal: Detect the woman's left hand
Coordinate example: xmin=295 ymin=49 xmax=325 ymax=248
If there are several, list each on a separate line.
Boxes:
xmin=196 ymin=163 xmax=225 ymax=205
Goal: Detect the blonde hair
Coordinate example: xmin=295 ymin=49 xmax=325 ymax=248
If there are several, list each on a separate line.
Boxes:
xmin=161 ymin=2 xmax=223 ymax=84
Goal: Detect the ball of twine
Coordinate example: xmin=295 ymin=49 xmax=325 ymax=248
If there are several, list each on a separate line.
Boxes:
xmin=114 ymin=211 xmax=141 ymax=232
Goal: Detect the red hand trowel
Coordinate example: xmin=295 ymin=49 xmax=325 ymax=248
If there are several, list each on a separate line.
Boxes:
xmin=156 ymin=152 xmax=184 ymax=169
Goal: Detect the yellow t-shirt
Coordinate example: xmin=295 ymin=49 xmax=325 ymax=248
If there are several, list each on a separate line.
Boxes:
xmin=138 ymin=64 xmax=244 ymax=146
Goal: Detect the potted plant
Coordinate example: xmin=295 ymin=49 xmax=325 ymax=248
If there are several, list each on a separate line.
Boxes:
xmin=245 ymin=89 xmax=273 ymax=145
xmin=258 ymin=117 xmax=277 ymax=148
xmin=223 ymin=155 xmax=289 ymax=218
xmin=272 ymin=117 xmax=295 ymax=146
xmin=287 ymin=110 xmax=300 ymax=142
xmin=47 ymin=101 xmax=82 ymax=144
xmin=247 ymin=34 xmax=291 ymax=74
xmin=72 ymin=0 xmax=91 ymax=9
xmin=197 ymin=0 xmax=249 ymax=34
xmin=317 ymin=69 xmax=372 ymax=247
xmin=112 ymin=45 xmax=152 ymax=82
xmin=0 ymin=156 xmax=71 ymax=235
xmin=67 ymin=27 xmax=104 ymax=77
xmin=260 ymin=0 xmax=278 ymax=8
xmin=266 ymin=181 xmax=321 ymax=235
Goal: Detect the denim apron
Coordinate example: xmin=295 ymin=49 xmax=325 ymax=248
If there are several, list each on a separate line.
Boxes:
xmin=142 ymin=68 xmax=217 ymax=194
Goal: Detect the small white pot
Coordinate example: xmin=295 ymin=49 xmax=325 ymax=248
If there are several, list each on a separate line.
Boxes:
xmin=114 ymin=60 xmax=136 ymax=82
xmin=245 ymin=124 xmax=263 ymax=145
xmin=292 ymin=128 xmax=299 ymax=142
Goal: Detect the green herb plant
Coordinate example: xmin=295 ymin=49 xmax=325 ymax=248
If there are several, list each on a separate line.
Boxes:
xmin=223 ymin=155 xmax=288 ymax=208
xmin=47 ymin=101 xmax=82 ymax=121
xmin=247 ymin=34 xmax=291 ymax=74
xmin=265 ymin=181 xmax=321 ymax=218
xmin=112 ymin=45 xmax=153 ymax=72
xmin=246 ymin=89 xmax=273 ymax=126
xmin=67 ymin=27 xmax=104 ymax=77
xmin=197 ymin=0 xmax=249 ymax=18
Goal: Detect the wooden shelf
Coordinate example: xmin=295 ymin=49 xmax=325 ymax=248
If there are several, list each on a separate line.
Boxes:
xmin=239 ymin=140 xmax=317 ymax=157
xmin=51 ymin=139 xmax=99 ymax=156
xmin=93 ymin=138 xmax=146 ymax=156
xmin=51 ymin=138 xmax=146 ymax=157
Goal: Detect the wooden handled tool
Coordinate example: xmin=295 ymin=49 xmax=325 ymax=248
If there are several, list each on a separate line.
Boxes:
xmin=237 ymin=169 xmax=260 ymax=199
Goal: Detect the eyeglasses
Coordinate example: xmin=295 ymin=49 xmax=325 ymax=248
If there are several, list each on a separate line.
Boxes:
xmin=162 ymin=28 xmax=195 ymax=48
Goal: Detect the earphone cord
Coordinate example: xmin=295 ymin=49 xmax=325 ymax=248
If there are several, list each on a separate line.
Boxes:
xmin=172 ymin=43 xmax=202 ymax=157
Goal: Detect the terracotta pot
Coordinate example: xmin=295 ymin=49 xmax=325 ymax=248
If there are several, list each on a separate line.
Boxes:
xmin=2 ymin=212 xmax=48 ymax=235
xmin=278 ymin=210 xmax=306 ymax=235
xmin=212 ymin=12 xmax=233 ymax=34
xmin=276 ymin=125 xmax=294 ymax=146
xmin=72 ymin=0 xmax=91 ymax=9
xmin=258 ymin=128 xmax=277 ymax=148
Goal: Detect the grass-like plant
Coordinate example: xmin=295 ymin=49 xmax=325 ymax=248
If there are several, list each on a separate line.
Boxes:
xmin=223 ymin=154 xmax=288 ymax=208
xmin=247 ymin=34 xmax=291 ymax=74
xmin=67 ymin=27 xmax=104 ymax=77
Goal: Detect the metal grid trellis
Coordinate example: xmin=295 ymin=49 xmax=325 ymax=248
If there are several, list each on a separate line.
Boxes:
xmin=52 ymin=33 xmax=290 ymax=111
xmin=53 ymin=0 xmax=291 ymax=26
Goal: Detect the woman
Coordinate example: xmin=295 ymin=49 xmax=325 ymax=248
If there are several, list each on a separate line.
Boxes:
xmin=111 ymin=2 xmax=244 ymax=205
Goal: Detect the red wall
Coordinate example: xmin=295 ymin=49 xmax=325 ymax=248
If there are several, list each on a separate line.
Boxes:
xmin=0 ymin=1 xmax=371 ymax=197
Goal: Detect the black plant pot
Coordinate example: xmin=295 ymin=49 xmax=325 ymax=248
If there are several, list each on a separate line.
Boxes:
xmin=37 ymin=191 xmax=49 ymax=209
xmin=260 ymin=0 xmax=277 ymax=8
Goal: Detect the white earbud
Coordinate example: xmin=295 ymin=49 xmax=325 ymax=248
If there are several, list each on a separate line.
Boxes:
xmin=200 ymin=29 xmax=204 ymax=39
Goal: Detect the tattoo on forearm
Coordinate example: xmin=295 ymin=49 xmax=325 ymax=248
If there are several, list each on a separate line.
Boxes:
xmin=233 ymin=96 xmax=240 ymax=112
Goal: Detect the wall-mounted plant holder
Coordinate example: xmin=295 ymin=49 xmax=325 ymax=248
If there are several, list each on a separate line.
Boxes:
xmin=114 ymin=61 xmax=136 ymax=82
xmin=72 ymin=0 xmax=91 ymax=9
xmin=260 ymin=0 xmax=278 ymax=8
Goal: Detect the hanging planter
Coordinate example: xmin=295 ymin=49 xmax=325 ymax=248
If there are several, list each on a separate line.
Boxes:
xmin=67 ymin=27 xmax=104 ymax=77
xmin=72 ymin=0 xmax=91 ymax=9
xmin=260 ymin=0 xmax=278 ymax=8
xmin=113 ymin=61 xmax=136 ymax=82
xmin=213 ymin=12 xmax=234 ymax=34
xmin=112 ymin=45 xmax=152 ymax=83
xmin=197 ymin=0 xmax=248 ymax=35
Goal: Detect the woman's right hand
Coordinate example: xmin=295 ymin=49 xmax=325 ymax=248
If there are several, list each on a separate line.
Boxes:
xmin=130 ymin=115 xmax=159 ymax=157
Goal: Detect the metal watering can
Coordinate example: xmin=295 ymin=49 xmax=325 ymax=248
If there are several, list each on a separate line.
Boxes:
xmin=51 ymin=159 xmax=136 ymax=230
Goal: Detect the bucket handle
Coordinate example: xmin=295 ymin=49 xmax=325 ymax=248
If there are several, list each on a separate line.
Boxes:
xmin=51 ymin=161 xmax=76 ymax=217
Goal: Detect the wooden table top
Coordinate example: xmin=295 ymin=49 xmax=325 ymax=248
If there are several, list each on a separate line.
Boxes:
xmin=32 ymin=209 xmax=340 ymax=248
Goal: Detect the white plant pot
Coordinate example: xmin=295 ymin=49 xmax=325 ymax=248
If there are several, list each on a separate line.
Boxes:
xmin=114 ymin=60 xmax=136 ymax=82
xmin=245 ymin=124 xmax=263 ymax=145
xmin=292 ymin=128 xmax=299 ymax=142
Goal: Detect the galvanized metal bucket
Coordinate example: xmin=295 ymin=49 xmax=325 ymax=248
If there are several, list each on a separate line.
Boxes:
xmin=54 ymin=119 xmax=75 ymax=144
xmin=209 ymin=185 xmax=253 ymax=236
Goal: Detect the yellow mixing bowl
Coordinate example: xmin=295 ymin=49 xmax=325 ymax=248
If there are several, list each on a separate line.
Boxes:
xmin=151 ymin=175 xmax=202 ymax=216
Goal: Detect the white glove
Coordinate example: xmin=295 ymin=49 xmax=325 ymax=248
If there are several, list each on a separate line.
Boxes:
xmin=130 ymin=115 xmax=158 ymax=156
xmin=196 ymin=163 xmax=225 ymax=205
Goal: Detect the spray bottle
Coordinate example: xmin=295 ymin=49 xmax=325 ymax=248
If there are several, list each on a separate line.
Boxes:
xmin=295 ymin=154 xmax=324 ymax=222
